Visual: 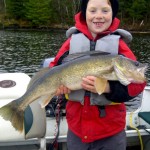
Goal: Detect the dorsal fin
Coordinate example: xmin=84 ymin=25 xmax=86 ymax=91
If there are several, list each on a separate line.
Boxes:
xmin=62 ymin=51 xmax=110 ymax=63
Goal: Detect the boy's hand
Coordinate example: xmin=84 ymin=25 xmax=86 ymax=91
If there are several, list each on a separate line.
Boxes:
xmin=82 ymin=76 xmax=97 ymax=93
xmin=82 ymin=76 xmax=110 ymax=94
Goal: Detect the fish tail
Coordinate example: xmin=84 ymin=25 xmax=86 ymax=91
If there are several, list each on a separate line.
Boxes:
xmin=0 ymin=101 xmax=24 ymax=132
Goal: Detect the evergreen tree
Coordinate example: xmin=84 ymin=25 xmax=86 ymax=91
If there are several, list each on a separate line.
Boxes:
xmin=24 ymin=0 xmax=51 ymax=26
xmin=6 ymin=0 xmax=26 ymax=19
xmin=126 ymin=0 xmax=147 ymax=23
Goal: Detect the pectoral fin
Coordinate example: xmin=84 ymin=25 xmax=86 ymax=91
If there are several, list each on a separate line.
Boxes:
xmin=94 ymin=77 xmax=108 ymax=95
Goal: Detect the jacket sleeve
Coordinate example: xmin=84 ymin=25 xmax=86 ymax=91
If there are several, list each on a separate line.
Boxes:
xmin=49 ymin=38 xmax=71 ymax=68
xmin=104 ymin=39 xmax=146 ymax=102
xmin=104 ymin=81 xmax=146 ymax=102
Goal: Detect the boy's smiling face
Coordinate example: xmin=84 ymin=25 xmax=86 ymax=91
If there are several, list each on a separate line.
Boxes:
xmin=86 ymin=0 xmax=113 ymax=38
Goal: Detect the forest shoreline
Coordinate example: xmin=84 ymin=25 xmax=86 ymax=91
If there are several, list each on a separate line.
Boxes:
xmin=0 ymin=22 xmax=150 ymax=33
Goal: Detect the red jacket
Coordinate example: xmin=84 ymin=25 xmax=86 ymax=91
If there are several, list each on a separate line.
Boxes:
xmin=50 ymin=13 xmax=146 ymax=142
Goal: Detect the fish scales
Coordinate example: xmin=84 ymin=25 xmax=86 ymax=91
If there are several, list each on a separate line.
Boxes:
xmin=60 ymin=55 xmax=115 ymax=89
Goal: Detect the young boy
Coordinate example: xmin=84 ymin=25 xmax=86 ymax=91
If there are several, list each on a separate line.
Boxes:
xmin=50 ymin=0 xmax=146 ymax=149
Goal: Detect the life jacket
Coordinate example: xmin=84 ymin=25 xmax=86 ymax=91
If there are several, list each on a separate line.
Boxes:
xmin=65 ymin=27 xmax=129 ymax=142
xmin=66 ymin=27 xmax=132 ymax=105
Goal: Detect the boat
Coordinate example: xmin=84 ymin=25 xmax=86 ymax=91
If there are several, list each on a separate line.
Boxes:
xmin=0 ymin=58 xmax=150 ymax=150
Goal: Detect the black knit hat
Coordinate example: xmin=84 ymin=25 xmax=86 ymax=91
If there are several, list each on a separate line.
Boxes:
xmin=80 ymin=0 xmax=119 ymax=20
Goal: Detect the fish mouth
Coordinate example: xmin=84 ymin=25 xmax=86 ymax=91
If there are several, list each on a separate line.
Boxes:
xmin=133 ymin=65 xmax=148 ymax=83
xmin=137 ymin=64 xmax=148 ymax=74
xmin=127 ymin=75 xmax=147 ymax=84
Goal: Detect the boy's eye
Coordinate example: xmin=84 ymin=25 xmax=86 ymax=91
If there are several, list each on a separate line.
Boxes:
xmin=103 ymin=10 xmax=108 ymax=12
xmin=90 ymin=9 xmax=96 ymax=13
xmin=102 ymin=9 xmax=109 ymax=13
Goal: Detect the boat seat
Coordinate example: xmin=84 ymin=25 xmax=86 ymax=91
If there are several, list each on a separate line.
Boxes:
xmin=138 ymin=112 xmax=150 ymax=125
xmin=0 ymin=73 xmax=46 ymax=141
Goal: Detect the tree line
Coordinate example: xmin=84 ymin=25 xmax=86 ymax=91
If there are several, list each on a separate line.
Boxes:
xmin=0 ymin=0 xmax=149 ymax=31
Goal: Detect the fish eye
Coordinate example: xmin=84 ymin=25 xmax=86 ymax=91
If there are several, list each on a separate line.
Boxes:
xmin=135 ymin=61 xmax=140 ymax=66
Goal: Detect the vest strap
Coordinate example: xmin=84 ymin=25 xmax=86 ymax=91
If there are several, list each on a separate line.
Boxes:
xmin=98 ymin=106 xmax=106 ymax=117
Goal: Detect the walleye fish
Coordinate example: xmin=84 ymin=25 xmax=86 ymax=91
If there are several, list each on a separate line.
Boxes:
xmin=0 ymin=52 xmax=147 ymax=132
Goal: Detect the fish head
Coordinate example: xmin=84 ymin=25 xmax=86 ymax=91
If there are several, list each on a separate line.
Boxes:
xmin=113 ymin=55 xmax=147 ymax=85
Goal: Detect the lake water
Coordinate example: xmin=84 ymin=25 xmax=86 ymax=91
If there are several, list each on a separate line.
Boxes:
xmin=0 ymin=30 xmax=150 ymax=85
